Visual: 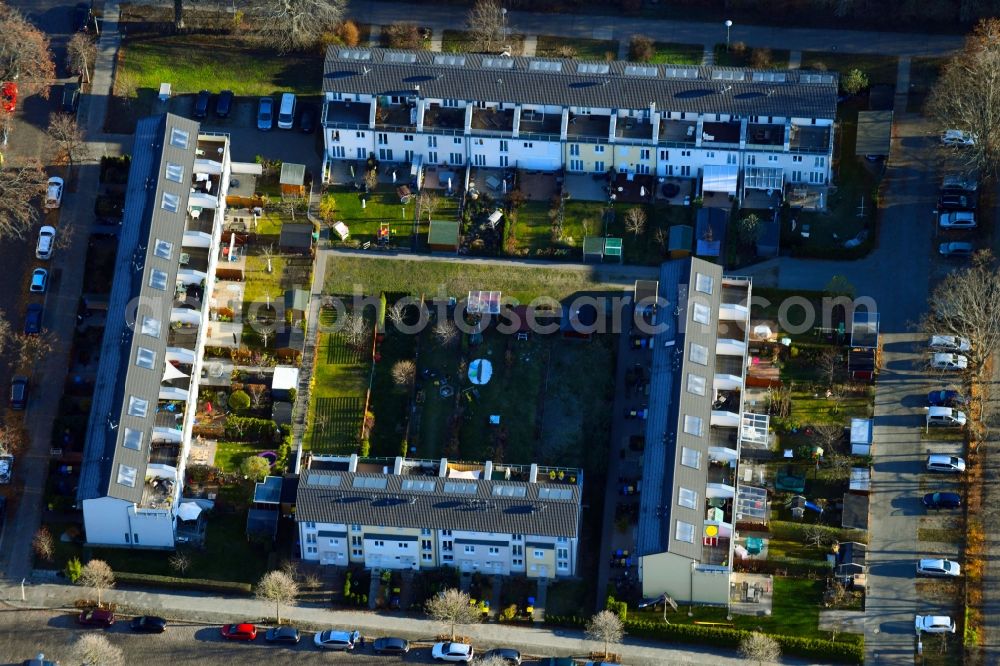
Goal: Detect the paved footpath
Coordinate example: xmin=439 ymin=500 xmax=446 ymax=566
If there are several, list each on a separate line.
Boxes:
xmin=347 ymin=0 xmax=963 ymax=57
xmin=0 ymin=580 xmax=812 ymax=665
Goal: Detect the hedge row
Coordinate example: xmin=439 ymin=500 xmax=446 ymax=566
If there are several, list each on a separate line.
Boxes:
xmin=115 ymin=571 xmax=252 ymax=595
xmin=544 ymin=615 xmax=863 ymax=664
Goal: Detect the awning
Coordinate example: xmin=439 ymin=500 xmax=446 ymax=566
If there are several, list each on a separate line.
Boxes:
xmin=702 ymin=165 xmax=738 ymax=195
xmin=177 ymin=502 xmax=203 ymax=521
xmin=162 ymin=362 xmax=188 ymax=381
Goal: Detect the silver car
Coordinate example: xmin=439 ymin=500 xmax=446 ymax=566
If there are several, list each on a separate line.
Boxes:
xmin=916 ymin=558 xmax=961 ymax=577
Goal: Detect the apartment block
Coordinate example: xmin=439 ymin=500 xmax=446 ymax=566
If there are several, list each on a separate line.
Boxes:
xmin=77 ymin=114 xmax=231 ymax=548
xmin=320 ymin=48 xmax=836 ymax=202
xmin=636 ymin=257 xmax=764 ymax=606
xmin=296 ymin=455 xmax=582 ymax=579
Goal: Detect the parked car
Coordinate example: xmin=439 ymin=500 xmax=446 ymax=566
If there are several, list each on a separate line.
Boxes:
xmin=925 ymin=407 xmax=966 ymax=428
xmin=257 ymin=96 xmax=273 ymax=130
xmin=215 ymin=90 xmax=234 ymax=118
xmin=941 ymin=129 xmax=975 ymax=146
xmin=928 ymin=335 xmax=971 ymax=352
xmin=36 ymin=226 xmax=55 ymax=260
xmin=942 ymin=173 xmax=977 ymax=191
xmin=264 ymin=626 xmax=301 ymax=644
xmin=432 ymin=642 xmax=475 ymax=662
xmin=930 ymin=353 xmax=968 ymax=371
xmin=926 ymin=454 xmax=966 ymax=473
xmin=44 ymin=177 xmax=64 ymax=209
xmin=193 ymin=89 xmax=211 ymax=119
xmin=915 ymin=615 xmax=956 ymax=633
xmin=938 ymin=188 xmax=976 ymax=210
xmin=923 ymin=492 xmax=962 ymax=510
xmin=927 ymin=389 xmax=967 ymax=407
xmin=372 ymin=637 xmax=410 ymax=654
xmin=484 ymin=648 xmax=522 ymax=664
xmin=22 ymin=653 xmax=58 ymax=666
xmin=24 ymin=303 xmax=42 ymax=335
xmin=938 ymin=210 xmax=976 ymax=230
xmin=277 ymin=92 xmax=296 ymax=129
xmin=9 ymin=376 xmax=27 ymax=410
xmin=78 ymin=608 xmax=115 ymax=627
xmin=220 ymin=623 xmax=257 ymax=641
xmin=313 ymin=629 xmax=359 ymax=650
xmin=29 ymin=268 xmax=48 ymax=293
xmin=61 ymin=81 xmax=80 ymax=113
xmin=916 ymin=558 xmax=961 ymax=577
xmin=299 ymin=104 xmax=316 ymax=133
xmin=939 ymin=241 xmax=974 ymax=257
xmin=130 ymin=615 xmax=167 ymax=633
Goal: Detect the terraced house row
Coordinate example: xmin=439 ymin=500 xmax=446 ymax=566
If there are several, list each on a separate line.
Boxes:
xmin=320 ymin=47 xmax=836 ymax=202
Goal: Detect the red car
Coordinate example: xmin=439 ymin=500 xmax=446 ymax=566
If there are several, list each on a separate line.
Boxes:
xmin=221 ymin=623 xmax=257 ymax=641
xmin=78 ymin=608 xmax=115 ymax=627
xmin=1 ymin=82 xmax=16 ymax=114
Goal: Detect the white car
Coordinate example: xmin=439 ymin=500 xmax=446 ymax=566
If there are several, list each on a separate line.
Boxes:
xmin=432 ymin=642 xmax=474 ymax=663
xmin=35 ymin=226 xmax=56 ymax=260
xmin=313 ymin=629 xmax=359 ymax=650
xmin=941 ymin=130 xmax=975 ymax=147
xmin=930 ymin=353 xmax=968 ymax=371
xmin=925 ymin=406 xmax=966 ymax=428
xmin=44 ymin=176 xmax=64 ymax=209
xmin=916 ymin=558 xmax=961 ymax=577
xmin=927 ymin=454 xmax=966 ymax=473
xmin=938 ymin=211 xmax=976 ymax=229
xmin=928 ymin=335 xmax=971 ymax=352
xmin=915 ymin=615 xmax=956 ymax=633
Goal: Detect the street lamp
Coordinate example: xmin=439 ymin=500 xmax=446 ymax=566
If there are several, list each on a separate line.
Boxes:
xmin=501 ymin=8 xmax=510 ymax=53
xmin=725 ymin=20 xmax=733 ymax=51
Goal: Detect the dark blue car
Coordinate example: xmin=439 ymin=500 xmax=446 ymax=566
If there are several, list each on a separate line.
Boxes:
xmin=928 ymin=390 xmax=966 ymax=407
xmin=23 ymin=303 xmax=42 ymax=335
xmin=923 ymin=492 xmax=961 ymax=510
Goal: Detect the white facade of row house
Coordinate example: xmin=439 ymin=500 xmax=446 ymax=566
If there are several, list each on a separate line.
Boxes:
xmin=320 ymin=48 xmax=836 ymax=200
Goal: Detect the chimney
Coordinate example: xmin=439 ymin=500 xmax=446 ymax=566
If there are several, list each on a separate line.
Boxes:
xmin=348 ymin=454 xmax=358 ymax=473
xmin=483 ymin=461 xmax=493 ymax=479
xmin=393 ymin=456 xmax=403 ymax=475
xmin=649 ymin=101 xmax=656 ymax=118
xmin=529 ymin=464 xmax=539 ymax=484
xmin=439 ymin=458 xmax=449 ymax=477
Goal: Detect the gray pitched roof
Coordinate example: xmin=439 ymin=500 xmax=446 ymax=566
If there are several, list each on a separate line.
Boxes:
xmin=323 ymin=47 xmax=838 ymax=119
xmin=78 ymin=113 xmax=201 ymax=504
xmin=296 ymin=469 xmax=581 ymax=538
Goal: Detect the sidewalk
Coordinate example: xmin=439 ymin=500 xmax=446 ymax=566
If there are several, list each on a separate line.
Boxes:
xmin=1 ymin=580 xmax=793 ymax=665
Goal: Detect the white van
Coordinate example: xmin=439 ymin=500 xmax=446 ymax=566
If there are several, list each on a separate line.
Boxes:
xmin=926 ymin=406 xmax=966 ymax=428
xmin=277 ymin=93 xmax=296 ymax=130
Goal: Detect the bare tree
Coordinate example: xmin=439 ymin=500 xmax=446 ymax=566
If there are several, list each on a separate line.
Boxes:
xmin=387 ymin=301 xmax=407 ymax=328
xmin=47 ymin=113 xmax=89 ymax=172
xmin=585 ymin=609 xmax=624 ymax=660
xmin=739 ymin=631 xmax=781 ymax=665
xmin=813 ymin=423 xmax=845 ymax=453
xmin=302 ymin=571 xmax=322 ymax=591
xmin=433 ymin=320 xmax=459 ymax=347
xmin=416 ymin=190 xmax=439 ymax=222
xmin=12 ymin=330 xmax=55 ymax=371
xmin=653 ymin=226 xmax=668 ymax=251
xmin=467 ymin=0 xmax=506 ymax=53
xmin=392 ymin=359 xmax=416 ymax=390
xmin=246 ymin=0 xmax=346 ymax=52
xmin=426 ymin=588 xmax=480 ymax=641
xmin=32 ymin=526 xmax=54 ymax=561
xmin=78 ymin=559 xmax=115 ymax=607
xmin=0 ymin=161 xmax=48 ymax=240
xmin=769 ymin=383 xmax=792 ymax=419
xmin=340 ymin=312 xmax=372 ymax=351
xmin=169 ymin=551 xmax=191 ymax=576
xmin=0 ymin=6 xmax=56 ymax=99
xmin=71 ymin=633 xmax=125 ymax=666
xmin=623 ymin=207 xmax=647 ymax=237
xmin=247 ymin=384 xmax=268 ymax=410
xmin=737 ymin=213 xmax=763 ymax=247
xmin=67 ymin=32 xmax=96 ymax=83
xmin=803 ymin=524 xmax=834 ymax=549
xmin=364 ymin=167 xmax=379 ymax=192
xmin=0 ymin=422 xmax=25 ymax=455
xmin=921 ymin=250 xmax=1000 ymax=385
xmin=928 ymin=19 xmax=1000 ymax=180
xmin=0 ymin=308 xmax=11 ymax=355
xmin=255 ymin=570 xmax=299 ymax=624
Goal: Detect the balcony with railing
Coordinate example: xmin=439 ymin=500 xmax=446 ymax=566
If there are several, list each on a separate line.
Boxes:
xmin=471 ymin=108 xmax=515 ymax=133
xmin=179 ymin=246 xmax=210 ymax=276
xmin=375 ymin=103 xmax=415 ymax=131
xmin=567 ymin=113 xmax=611 ymax=139
xmin=174 ymin=282 xmax=205 ymax=314
xmin=615 ymin=117 xmax=655 ymax=141
xmin=790 ymin=125 xmax=831 ymax=152
xmin=715 ymin=353 xmax=745 ymax=378
xmin=746 ymin=123 xmax=785 ymax=148
xmin=520 ymin=108 xmax=561 ymax=136
xmin=702 ymin=493 xmax=734 ymax=565
xmin=325 ymin=100 xmax=371 ymax=127
xmin=660 ymin=119 xmax=698 ymax=144
xmin=702 ymin=121 xmax=742 ymax=147
xmin=423 ymin=105 xmax=465 ymax=130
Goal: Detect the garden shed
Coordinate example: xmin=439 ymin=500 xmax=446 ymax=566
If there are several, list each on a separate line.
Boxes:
xmin=427 ymin=219 xmax=460 ymax=251
xmin=850 ymin=418 xmax=872 ymax=455
xmin=279 ymin=223 xmax=315 ymax=253
xmin=279 ymin=162 xmax=307 ymax=197
xmin=284 ymin=288 xmax=310 ymax=321
xmin=247 ymin=475 xmax=282 ymax=540
xmin=667 ymin=225 xmax=693 ymax=258
xmin=271 ymin=366 xmax=299 ymax=401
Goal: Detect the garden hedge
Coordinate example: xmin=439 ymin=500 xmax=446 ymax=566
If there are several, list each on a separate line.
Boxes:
xmin=114 ymin=572 xmax=252 ymax=595
xmin=543 ymin=615 xmax=863 ymax=664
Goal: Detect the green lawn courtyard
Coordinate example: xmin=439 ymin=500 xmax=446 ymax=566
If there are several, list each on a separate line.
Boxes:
xmin=323 ymin=185 xmax=427 ymax=247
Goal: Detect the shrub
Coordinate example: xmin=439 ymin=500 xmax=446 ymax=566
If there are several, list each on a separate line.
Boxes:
xmin=385 ymin=22 xmax=421 ymax=49
xmin=337 ymin=20 xmax=361 ymax=47
xmin=359 ymin=438 xmax=371 ymax=457
xmin=224 ymin=415 xmax=280 ymax=442
xmin=629 ymin=35 xmax=655 ymax=62
xmin=228 ymin=390 xmax=251 ymax=412
xmin=841 ymin=68 xmax=870 ymax=95
xmin=750 ymin=47 xmax=773 ymax=68
xmin=605 ymin=595 xmax=628 ymax=622
xmin=500 ymin=604 xmax=518 ymax=621
xmin=114 ymin=572 xmax=252 ymax=595
xmin=65 ymin=557 xmax=83 ymax=583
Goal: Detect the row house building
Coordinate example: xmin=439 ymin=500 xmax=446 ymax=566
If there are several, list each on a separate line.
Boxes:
xmin=320 ymin=47 xmax=836 ymax=202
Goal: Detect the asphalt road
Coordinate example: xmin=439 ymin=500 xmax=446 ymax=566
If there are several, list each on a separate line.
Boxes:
xmin=0 ymin=609 xmax=490 ymax=666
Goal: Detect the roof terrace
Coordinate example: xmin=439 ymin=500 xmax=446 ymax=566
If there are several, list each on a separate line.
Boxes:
xmin=471 ymin=108 xmax=515 ymax=133
xmin=790 ymin=124 xmax=831 ymax=152
xmin=746 ymin=122 xmax=784 ymax=147
xmin=423 ymin=104 xmax=465 ymax=130
xmin=660 ymin=118 xmax=698 ymax=144
xmin=325 ymin=99 xmax=372 ymax=127
xmin=615 ymin=117 xmax=654 ymax=141
xmin=567 ymin=113 xmax=610 ymax=139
